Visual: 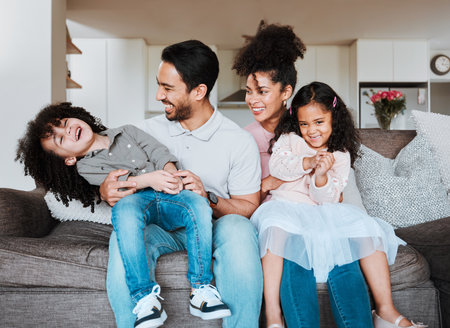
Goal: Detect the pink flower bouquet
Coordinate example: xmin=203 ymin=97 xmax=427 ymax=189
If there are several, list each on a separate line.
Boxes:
xmin=363 ymin=89 xmax=406 ymax=129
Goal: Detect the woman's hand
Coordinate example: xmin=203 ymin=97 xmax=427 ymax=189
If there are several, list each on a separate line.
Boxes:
xmin=261 ymin=175 xmax=284 ymax=194
xmin=260 ymin=175 xmax=285 ymax=202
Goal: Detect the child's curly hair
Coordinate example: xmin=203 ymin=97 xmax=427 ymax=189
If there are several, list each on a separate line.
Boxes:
xmin=272 ymin=82 xmax=360 ymax=166
xmin=16 ymin=102 xmax=107 ymax=211
xmin=232 ymin=20 xmax=306 ymax=91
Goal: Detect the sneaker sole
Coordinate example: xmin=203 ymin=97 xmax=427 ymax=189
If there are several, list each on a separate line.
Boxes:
xmin=135 ymin=310 xmax=167 ymax=328
xmin=189 ymin=306 xmax=231 ymax=320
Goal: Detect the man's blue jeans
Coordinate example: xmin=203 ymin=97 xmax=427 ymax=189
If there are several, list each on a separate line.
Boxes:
xmin=107 ymin=214 xmax=263 ymax=328
xmin=280 ymin=259 xmax=373 ymax=328
xmin=111 ymin=189 xmax=213 ymax=304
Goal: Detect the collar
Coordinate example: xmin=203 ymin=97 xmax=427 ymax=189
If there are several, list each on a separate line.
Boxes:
xmin=168 ymin=108 xmax=223 ymax=141
xmin=83 ymin=127 xmax=122 ymax=159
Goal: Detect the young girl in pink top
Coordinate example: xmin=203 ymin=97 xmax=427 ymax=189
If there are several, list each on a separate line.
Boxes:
xmin=250 ymin=81 xmax=425 ymax=328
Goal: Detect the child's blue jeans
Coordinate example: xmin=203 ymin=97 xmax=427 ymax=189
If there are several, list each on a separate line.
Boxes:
xmin=111 ymin=189 xmax=213 ymax=304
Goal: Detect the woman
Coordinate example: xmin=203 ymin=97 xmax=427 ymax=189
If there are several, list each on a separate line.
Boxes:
xmin=233 ymin=22 xmax=417 ymax=328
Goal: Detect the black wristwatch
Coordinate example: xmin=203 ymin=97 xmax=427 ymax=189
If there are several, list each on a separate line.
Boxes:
xmin=206 ymin=191 xmax=218 ymax=208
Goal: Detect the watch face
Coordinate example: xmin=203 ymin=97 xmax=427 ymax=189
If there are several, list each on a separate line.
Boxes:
xmin=432 ymin=55 xmax=450 ymax=75
xmin=207 ymin=191 xmax=218 ymax=205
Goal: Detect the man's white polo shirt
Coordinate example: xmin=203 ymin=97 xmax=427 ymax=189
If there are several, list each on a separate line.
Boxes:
xmin=137 ymin=109 xmax=261 ymax=199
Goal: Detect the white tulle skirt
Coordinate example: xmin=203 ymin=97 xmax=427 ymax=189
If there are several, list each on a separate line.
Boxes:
xmin=250 ymin=199 xmax=406 ymax=283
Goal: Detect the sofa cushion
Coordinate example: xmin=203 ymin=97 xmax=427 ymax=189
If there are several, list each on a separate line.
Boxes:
xmin=412 ymin=110 xmax=450 ymax=198
xmin=354 ymin=136 xmax=450 ymax=228
xmin=0 ymin=221 xmax=111 ymax=290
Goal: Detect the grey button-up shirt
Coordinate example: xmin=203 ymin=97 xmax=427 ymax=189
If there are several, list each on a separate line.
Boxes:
xmin=76 ymin=125 xmax=178 ymax=186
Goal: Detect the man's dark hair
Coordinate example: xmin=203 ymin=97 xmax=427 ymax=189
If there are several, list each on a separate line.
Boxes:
xmin=16 ymin=102 xmax=107 ymax=211
xmin=161 ymin=40 xmax=219 ymax=98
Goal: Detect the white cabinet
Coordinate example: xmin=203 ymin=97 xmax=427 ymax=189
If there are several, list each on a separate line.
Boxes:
xmin=357 ymin=40 xmax=393 ymax=82
xmin=356 ymin=39 xmax=428 ymax=82
xmin=67 ymin=39 xmax=147 ymax=127
xmin=295 ymin=45 xmax=350 ymax=104
xmin=393 ymin=41 xmax=428 ymax=81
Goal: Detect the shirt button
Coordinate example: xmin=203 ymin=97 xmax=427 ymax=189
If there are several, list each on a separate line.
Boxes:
xmin=186 ymin=146 xmax=190 ymax=150
xmin=108 ymin=152 xmax=112 ymax=156
xmin=131 ymin=159 xmax=135 ymax=163
xmin=127 ymin=144 xmax=131 ymax=148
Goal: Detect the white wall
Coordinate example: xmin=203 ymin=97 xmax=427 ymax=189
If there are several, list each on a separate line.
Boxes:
xmin=67 ymin=38 xmax=147 ymax=127
xmin=0 ymin=0 xmax=66 ymax=190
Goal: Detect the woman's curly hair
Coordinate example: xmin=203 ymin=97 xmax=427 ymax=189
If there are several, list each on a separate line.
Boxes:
xmin=16 ymin=102 xmax=107 ymax=211
xmin=272 ymin=82 xmax=360 ymax=166
xmin=232 ymin=20 xmax=306 ymax=91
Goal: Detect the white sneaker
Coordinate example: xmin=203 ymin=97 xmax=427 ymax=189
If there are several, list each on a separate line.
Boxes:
xmin=189 ymin=284 xmax=231 ymax=320
xmin=133 ymin=285 xmax=167 ymax=328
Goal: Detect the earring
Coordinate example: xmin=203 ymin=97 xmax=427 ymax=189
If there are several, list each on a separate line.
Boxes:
xmin=282 ymin=100 xmax=287 ymax=107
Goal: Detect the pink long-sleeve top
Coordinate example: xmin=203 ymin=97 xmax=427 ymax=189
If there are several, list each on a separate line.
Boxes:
xmin=269 ymin=132 xmax=350 ymax=205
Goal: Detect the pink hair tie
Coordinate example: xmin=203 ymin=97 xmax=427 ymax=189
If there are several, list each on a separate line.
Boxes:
xmin=332 ymin=96 xmax=337 ymax=108
xmin=289 ymin=106 xmax=293 ymax=115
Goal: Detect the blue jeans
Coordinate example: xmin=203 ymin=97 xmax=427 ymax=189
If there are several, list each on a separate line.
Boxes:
xmin=107 ymin=214 xmax=263 ymax=328
xmin=280 ymin=259 xmax=373 ymax=328
xmin=111 ymin=189 xmax=213 ymax=304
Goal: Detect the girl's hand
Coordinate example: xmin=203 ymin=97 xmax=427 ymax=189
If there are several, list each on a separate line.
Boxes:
xmin=314 ymin=152 xmax=335 ymax=177
xmin=303 ymin=155 xmax=320 ymax=171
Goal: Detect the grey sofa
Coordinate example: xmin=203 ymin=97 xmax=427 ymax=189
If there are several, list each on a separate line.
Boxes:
xmin=0 ymin=129 xmax=448 ymax=328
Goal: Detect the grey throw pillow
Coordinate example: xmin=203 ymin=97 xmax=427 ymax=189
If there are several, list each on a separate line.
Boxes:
xmin=354 ymin=135 xmax=450 ymax=228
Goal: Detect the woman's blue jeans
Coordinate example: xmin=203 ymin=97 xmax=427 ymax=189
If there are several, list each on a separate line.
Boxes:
xmin=107 ymin=214 xmax=263 ymax=328
xmin=111 ymin=189 xmax=213 ymax=304
xmin=280 ymin=259 xmax=373 ymax=328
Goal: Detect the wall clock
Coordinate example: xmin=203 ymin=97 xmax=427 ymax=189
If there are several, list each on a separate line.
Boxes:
xmin=430 ymin=54 xmax=450 ymax=75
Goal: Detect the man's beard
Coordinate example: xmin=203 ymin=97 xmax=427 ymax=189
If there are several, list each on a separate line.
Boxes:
xmin=165 ymin=101 xmax=192 ymax=121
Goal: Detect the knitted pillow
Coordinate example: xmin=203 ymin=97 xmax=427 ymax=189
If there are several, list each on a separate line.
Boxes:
xmin=411 ymin=110 xmax=450 ymax=199
xmin=354 ymin=135 xmax=450 ymax=228
xmin=44 ymin=192 xmax=112 ymax=225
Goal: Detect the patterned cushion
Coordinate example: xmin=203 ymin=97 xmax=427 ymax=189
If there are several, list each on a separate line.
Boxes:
xmin=412 ymin=110 xmax=450 ymax=198
xmin=44 ymin=192 xmax=112 ymax=225
xmin=354 ymin=135 xmax=450 ymax=228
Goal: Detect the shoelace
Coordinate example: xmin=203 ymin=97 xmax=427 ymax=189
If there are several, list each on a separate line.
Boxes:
xmin=133 ymin=284 xmax=165 ymax=315
xmin=195 ymin=284 xmax=222 ymax=301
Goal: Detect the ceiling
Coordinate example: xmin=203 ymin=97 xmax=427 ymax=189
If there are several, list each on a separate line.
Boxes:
xmin=67 ymin=0 xmax=450 ymax=50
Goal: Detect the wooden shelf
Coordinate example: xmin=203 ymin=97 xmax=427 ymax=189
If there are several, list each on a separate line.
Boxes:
xmin=67 ymin=38 xmax=82 ymax=54
xmin=66 ymin=76 xmax=82 ymax=89
xmin=66 ymin=26 xmax=82 ymax=54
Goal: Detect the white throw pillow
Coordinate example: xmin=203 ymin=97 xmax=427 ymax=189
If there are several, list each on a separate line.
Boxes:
xmin=354 ymin=135 xmax=450 ymax=228
xmin=44 ymin=192 xmax=112 ymax=225
xmin=412 ymin=110 xmax=450 ymax=198
xmin=342 ymin=168 xmax=367 ymax=213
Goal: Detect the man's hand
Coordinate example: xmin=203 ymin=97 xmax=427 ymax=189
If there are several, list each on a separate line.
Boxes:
xmin=173 ymin=170 xmax=207 ymax=197
xmin=99 ymin=169 xmax=137 ymax=206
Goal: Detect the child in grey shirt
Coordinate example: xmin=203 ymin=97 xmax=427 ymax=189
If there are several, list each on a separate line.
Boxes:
xmin=16 ymin=102 xmax=231 ymax=328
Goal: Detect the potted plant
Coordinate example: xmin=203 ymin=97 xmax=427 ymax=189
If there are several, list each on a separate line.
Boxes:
xmin=363 ymin=89 xmax=406 ymax=130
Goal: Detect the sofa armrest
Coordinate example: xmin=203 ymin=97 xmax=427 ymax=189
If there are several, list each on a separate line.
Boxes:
xmin=396 ymin=217 xmax=450 ymax=283
xmin=0 ymin=188 xmax=57 ymax=237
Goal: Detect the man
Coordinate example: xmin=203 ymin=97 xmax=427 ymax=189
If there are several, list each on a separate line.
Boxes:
xmin=101 ymin=40 xmax=263 ymax=328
